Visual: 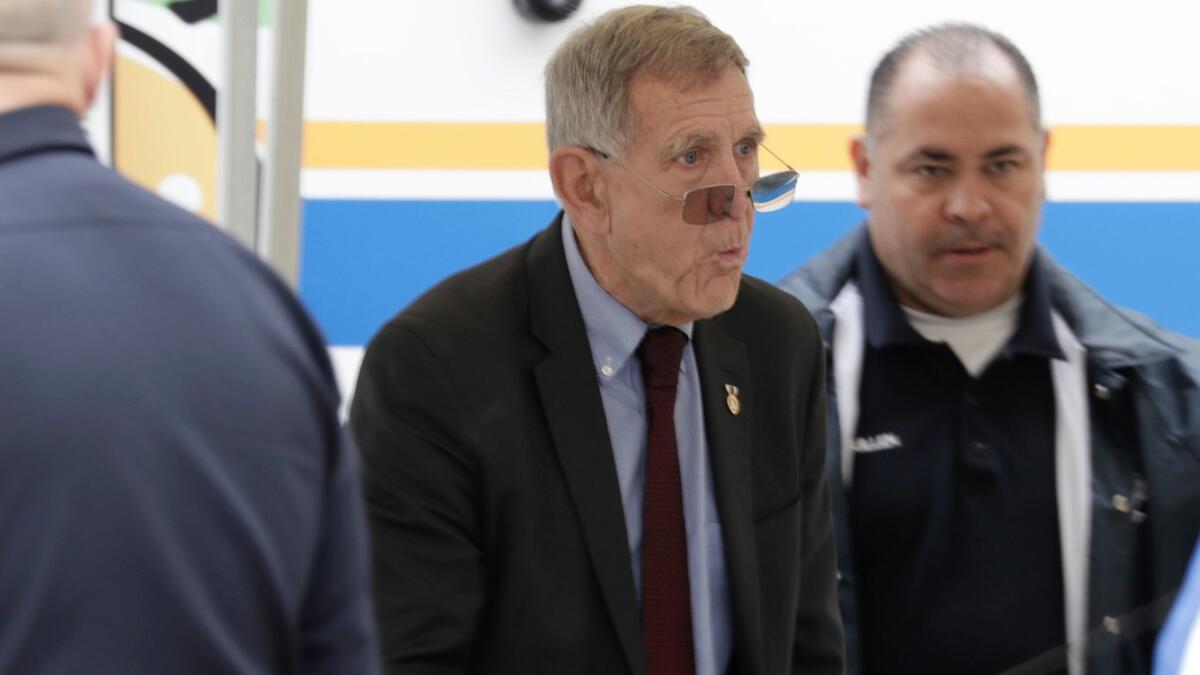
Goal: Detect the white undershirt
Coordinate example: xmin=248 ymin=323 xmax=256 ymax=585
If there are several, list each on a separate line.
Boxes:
xmin=831 ymin=283 xmax=1090 ymax=674
xmin=900 ymin=295 xmax=1023 ymax=377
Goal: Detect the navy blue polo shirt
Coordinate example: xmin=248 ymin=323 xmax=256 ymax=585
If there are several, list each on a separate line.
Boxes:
xmin=849 ymin=238 xmax=1068 ymax=674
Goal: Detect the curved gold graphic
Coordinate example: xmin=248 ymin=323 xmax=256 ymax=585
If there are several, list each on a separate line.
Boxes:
xmin=114 ymin=54 xmax=217 ymax=219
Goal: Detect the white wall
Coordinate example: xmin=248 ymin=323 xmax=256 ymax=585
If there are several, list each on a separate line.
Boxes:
xmin=303 ymin=0 xmax=1200 ymax=126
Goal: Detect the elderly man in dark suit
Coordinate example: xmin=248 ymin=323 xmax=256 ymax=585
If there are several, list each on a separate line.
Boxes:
xmin=352 ymin=6 xmax=843 ymax=674
xmin=0 ymin=1 xmax=378 ymax=672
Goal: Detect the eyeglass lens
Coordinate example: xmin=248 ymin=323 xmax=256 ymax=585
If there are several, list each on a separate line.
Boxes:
xmin=681 ymin=185 xmax=736 ymax=225
xmin=678 ymin=171 xmax=799 ymax=225
xmin=751 ymin=171 xmax=799 ymax=213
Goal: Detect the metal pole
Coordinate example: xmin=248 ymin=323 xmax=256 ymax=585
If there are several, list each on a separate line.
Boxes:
xmin=217 ymin=0 xmax=259 ymax=248
xmin=258 ymin=0 xmax=309 ymax=288
xmin=86 ymin=0 xmax=114 ymax=166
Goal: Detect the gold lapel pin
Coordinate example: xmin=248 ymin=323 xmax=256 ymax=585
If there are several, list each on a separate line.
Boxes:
xmin=725 ymin=384 xmax=741 ymax=416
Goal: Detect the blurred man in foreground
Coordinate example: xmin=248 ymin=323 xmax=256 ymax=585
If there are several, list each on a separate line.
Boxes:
xmin=780 ymin=22 xmax=1200 ymax=675
xmin=0 ymin=1 xmax=378 ymax=672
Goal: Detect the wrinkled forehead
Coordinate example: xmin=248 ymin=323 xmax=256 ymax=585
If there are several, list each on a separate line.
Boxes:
xmin=625 ymin=67 xmax=761 ymax=151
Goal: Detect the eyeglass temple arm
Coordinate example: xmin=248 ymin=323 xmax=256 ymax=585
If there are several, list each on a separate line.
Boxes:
xmin=585 ymin=146 xmax=686 ymax=204
xmin=760 ymin=143 xmax=797 ymax=173
xmin=593 ymin=144 xmax=793 ymax=173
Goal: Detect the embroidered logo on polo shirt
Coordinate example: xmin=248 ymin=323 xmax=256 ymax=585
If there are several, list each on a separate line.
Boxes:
xmin=851 ymin=433 xmax=903 ymax=453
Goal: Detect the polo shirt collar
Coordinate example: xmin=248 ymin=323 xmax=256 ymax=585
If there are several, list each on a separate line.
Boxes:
xmin=1007 ymin=250 xmax=1065 ymax=360
xmin=855 ymin=233 xmax=926 ymax=348
xmin=0 ymin=105 xmax=93 ymax=165
xmin=855 ymin=231 xmax=1064 ymax=360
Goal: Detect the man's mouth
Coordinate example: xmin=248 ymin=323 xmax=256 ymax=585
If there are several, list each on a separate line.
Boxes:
xmin=944 ymin=244 xmax=996 ymax=259
xmin=717 ymin=246 xmax=747 ymax=267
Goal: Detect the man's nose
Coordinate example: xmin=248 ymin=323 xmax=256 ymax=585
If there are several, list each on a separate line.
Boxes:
xmin=943 ymin=174 xmax=993 ymax=225
xmin=703 ymin=185 xmax=740 ymax=221
xmin=707 ymin=155 xmax=753 ymax=222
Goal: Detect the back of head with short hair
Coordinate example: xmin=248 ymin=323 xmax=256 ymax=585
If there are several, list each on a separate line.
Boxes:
xmin=0 ymin=0 xmax=92 ymax=46
xmin=544 ymin=4 xmax=749 ymax=156
xmin=865 ymin=22 xmax=1041 ymax=142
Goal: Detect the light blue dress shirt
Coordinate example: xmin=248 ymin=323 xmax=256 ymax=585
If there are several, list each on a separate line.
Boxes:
xmin=561 ymin=215 xmax=732 ymax=675
xmin=1154 ymin=536 xmax=1200 ymax=674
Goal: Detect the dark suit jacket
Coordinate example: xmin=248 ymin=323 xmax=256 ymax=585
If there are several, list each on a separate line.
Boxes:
xmin=352 ymin=214 xmax=843 ymax=674
xmin=0 ymin=105 xmax=378 ymax=674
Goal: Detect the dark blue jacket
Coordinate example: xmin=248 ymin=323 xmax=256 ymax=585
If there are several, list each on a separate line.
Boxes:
xmin=0 ymin=105 xmax=379 ymax=674
xmin=780 ymin=228 xmax=1200 ymax=675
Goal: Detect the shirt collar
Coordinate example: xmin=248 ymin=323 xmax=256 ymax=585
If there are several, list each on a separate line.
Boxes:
xmin=855 ymin=230 xmax=1064 ymax=359
xmin=1007 ymin=250 xmax=1065 ymax=360
xmin=561 ymin=214 xmax=693 ymax=379
xmin=0 ymin=105 xmax=93 ymax=165
xmin=855 ymin=233 xmax=926 ymax=348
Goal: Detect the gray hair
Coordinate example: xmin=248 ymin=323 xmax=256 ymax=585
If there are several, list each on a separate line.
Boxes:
xmin=866 ymin=22 xmax=1041 ymax=141
xmin=0 ymin=0 xmax=92 ymax=45
xmin=544 ymin=5 xmax=749 ymax=155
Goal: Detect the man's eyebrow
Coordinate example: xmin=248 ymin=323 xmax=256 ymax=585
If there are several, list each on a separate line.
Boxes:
xmin=983 ymin=144 xmax=1028 ymax=159
xmin=662 ymin=132 xmax=719 ymax=161
xmin=901 ymin=145 xmax=1031 ymax=164
xmin=903 ymin=147 xmax=955 ymax=163
xmin=661 ymin=124 xmax=767 ymax=161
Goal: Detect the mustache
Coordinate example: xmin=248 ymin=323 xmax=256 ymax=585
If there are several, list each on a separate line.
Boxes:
xmin=930 ymin=224 xmax=1006 ymax=252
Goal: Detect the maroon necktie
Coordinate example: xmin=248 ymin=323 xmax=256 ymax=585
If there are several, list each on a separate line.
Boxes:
xmin=638 ymin=327 xmax=695 ymax=675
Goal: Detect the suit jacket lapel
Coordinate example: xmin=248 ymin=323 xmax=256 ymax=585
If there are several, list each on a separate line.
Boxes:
xmin=694 ymin=317 xmax=764 ymax=675
xmin=527 ymin=217 xmax=645 ymax=675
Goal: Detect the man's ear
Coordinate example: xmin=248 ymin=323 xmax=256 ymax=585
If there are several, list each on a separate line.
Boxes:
xmin=549 ymin=145 xmax=609 ymax=235
xmin=1039 ymin=127 xmax=1052 ymax=200
xmin=850 ymin=134 xmax=872 ymax=210
xmin=82 ymin=22 xmax=118 ymax=112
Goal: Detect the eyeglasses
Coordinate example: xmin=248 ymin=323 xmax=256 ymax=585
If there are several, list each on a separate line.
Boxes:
xmin=587 ymin=145 xmax=799 ymax=225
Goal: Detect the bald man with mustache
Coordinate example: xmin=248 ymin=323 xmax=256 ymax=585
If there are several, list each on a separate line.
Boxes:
xmin=781 ymin=22 xmax=1200 ymax=675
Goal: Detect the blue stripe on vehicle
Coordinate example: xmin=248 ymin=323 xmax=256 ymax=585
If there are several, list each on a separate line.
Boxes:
xmin=300 ymin=199 xmax=1200 ymax=345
